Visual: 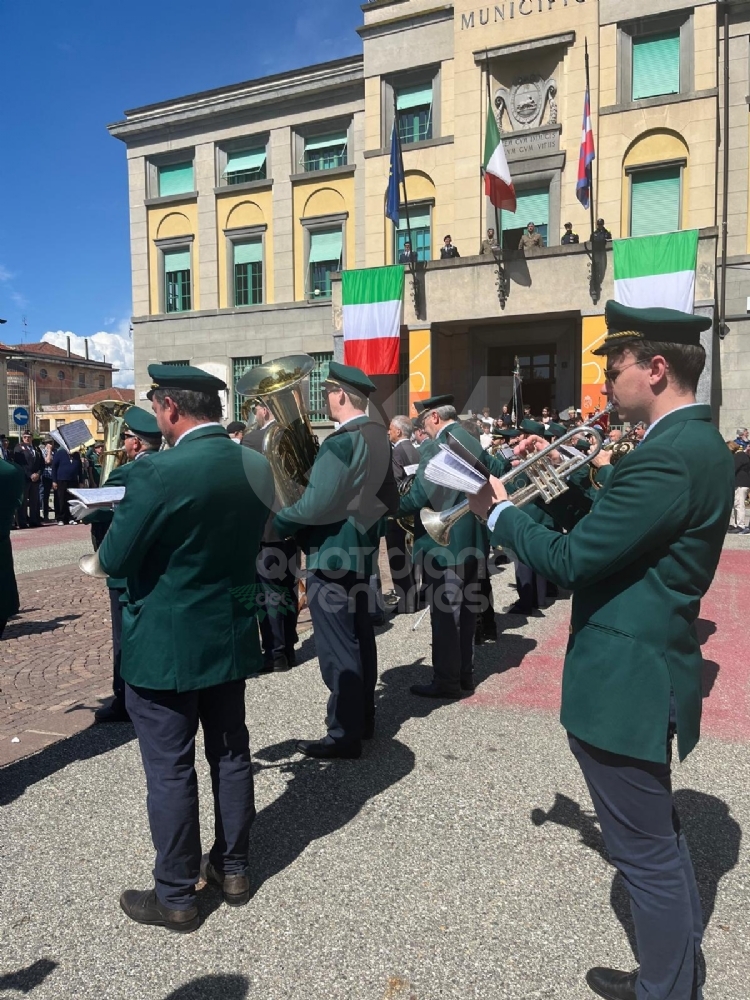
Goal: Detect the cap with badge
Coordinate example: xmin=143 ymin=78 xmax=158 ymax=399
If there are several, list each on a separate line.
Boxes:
xmin=521 ymin=418 xmax=546 ymax=436
xmin=493 ymin=426 xmax=522 ymax=440
xmin=325 ymin=361 xmax=377 ymax=397
xmin=147 ymin=363 xmax=227 ymax=399
xmin=593 ymin=301 xmax=712 ymax=356
xmin=414 ymin=394 xmax=455 ymax=415
xmin=544 ymin=421 xmax=567 ymax=440
xmin=123 ymin=405 xmax=161 ymax=439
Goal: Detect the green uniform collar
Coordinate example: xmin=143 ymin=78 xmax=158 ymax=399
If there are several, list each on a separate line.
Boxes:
xmin=642 ymin=404 xmax=711 ymax=443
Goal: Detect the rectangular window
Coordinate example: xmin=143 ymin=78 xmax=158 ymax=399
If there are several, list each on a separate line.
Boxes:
xmin=303 ymin=132 xmax=348 ymax=172
xmin=308 ymin=228 xmax=343 ymax=299
xmin=396 ymin=83 xmax=433 ymax=145
xmin=396 ymin=206 xmax=431 ymax=262
xmin=233 ymin=240 xmax=263 ymax=306
xmin=164 ymin=248 xmax=192 ymax=313
xmin=158 ymin=162 xmax=194 ymax=197
xmin=502 ymin=188 xmax=550 ymax=246
xmin=232 ymin=356 xmax=262 ymax=422
xmin=225 ymin=148 xmax=267 ymax=185
xmin=78 ymin=373 xmax=86 ymax=388
xmin=632 ymin=32 xmax=680 ymax=101
xmin=55 ymin=419 xmax=66 ymax=428
xmin=630 ymin=166 xmax=681 ymax=237
xmin=161 ymin=359 xmax=190 ymax=366
xmin=98 ymin=375 xmax=105 ymax=388
xmin=309 ymin=351 xmax=333 ymax=423
xmin=39 ymin=419 xmax=50 ymax=432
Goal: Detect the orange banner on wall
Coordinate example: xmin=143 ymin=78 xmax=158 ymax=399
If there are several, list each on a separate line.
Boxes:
xmin=408 ymin=328 xmax=431 ymax=416
xmin=581 ymin=315 xmax=608 ymax=419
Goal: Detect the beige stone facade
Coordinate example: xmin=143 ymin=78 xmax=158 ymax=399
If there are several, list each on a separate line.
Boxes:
xmin=109 ymin=0 xmax=749 ymax=432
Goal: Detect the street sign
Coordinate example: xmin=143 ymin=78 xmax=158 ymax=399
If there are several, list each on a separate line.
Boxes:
xmin=13 ymin=406 xmax=29 ymax=427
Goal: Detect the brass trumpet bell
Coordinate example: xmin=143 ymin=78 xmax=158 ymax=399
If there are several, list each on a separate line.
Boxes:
xmin=79 ymin=552 xmax=107 ymax=578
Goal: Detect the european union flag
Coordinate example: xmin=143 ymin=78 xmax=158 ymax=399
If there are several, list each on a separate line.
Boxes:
xmin=385 ymin=123 xmax=403 ymax=225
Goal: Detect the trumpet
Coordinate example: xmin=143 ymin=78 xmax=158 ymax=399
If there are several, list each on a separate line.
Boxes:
xmin=420 ymin=406 xmax=612 ymax=547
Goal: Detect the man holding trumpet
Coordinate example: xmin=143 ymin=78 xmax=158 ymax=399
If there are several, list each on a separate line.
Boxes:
xmin=469 ymin=302 xmax=732 ymax=1000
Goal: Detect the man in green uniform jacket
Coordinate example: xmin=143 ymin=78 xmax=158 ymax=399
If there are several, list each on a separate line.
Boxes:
xmin=398 ymin=394 xmax=510 ymax=697
xmin=98 ymin=365 xmax=274 ymax=933
xmin=470 ymin=302 xmax=732 ymax=1000
xmin=274 ymin=361 xmax=395 ymax=760
xmin=0 ymin=459 xmax=25 ymax=638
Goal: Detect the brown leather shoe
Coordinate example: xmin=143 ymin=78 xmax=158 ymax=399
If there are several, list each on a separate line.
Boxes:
xmin=119 ymin=888 xmax=199 ymax=933
xmin=203 ymin=859 xmax=251 ymax=906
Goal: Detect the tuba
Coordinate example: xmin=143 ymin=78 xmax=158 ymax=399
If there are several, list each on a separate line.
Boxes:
xmin=235 ymin=354 xmax=319 ymax=507
xmin=92 ymin=400 xmax=131 ymax=485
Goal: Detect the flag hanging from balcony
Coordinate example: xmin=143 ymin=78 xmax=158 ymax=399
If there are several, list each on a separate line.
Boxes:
xmin=576 ymin=83 xmax=595 ymax=209
xmin=342 ymin=266 xmax=404 ymax=375
xmin=483 ymin=104 xmax=516 ymax=211
xmin=385 ymin=124 xmax=403 ymax=225
xmin=613 ymin=230 xmax=699 ymax=313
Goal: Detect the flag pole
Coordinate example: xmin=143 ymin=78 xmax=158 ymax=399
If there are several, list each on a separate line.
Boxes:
xmin=484 ymin=51 xmax=506 ymax=307
xmin=393 ymin=92 xmax=420 ymax=316
xmin=585 ymin=38 xmax=595 ymax=244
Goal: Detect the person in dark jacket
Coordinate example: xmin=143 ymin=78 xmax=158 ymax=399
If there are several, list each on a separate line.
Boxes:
xmin=439 ymin=235 xmax=460 ymax=259
xmin=385 ymin=415 xmax=420 ymax=614
xmin=13 ymin=432 xmax=44 ymax=528
xmin=51 ymin=448 xmax=83 ymax=525
xmin=728 ymin=440 xmax=750 ymax=533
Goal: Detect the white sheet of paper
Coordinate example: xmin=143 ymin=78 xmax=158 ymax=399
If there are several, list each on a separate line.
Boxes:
xmin=68 ymin=487 xmax=126 ymax=506
xmin=423 ymin=447 xmax=487 ymax=494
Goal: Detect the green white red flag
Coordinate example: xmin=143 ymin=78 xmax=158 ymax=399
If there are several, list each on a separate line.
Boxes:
xmin=483 ymin=104 xmax=516 ymax=211
xmin=613 ymin=230 xmax=699 ymax=313
xmin=341 ymin=266 xmax=404 ymax=375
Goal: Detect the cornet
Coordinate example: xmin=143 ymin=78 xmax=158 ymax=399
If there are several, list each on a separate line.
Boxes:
xmin=420 ymin=405 xmax=612 ymax=547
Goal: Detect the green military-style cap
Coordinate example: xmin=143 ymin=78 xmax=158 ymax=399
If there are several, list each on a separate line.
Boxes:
xmin=147 ymin=363 xmax=227 ymax=398
xmin=493 ymin=426 xmax=522 ymax=439
xmin=593 ymin=300 xmax=712 ymax=356
xmin=521 ymin=418 xmax=546 ymax=436
xmin=414 ymin=394 xmax=455 ymax=415
xmin=123 ymin=406 xmax=161 ymax=438
xmin=544 ymin=421 xmax=566 ymax=440
xmin=325 ymin=361 xmax=377 ymax=397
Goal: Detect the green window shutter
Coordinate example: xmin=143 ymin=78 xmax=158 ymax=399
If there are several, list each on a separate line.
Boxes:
xmin=398 ymin=207 xmax=431 ymax=231
xmin=163 ymin=248 xmax=191 ymax=272
xmin=632 ymin=33 xmax=680 ymax=101
xmin=396 ymin=84 xmax=432 ymax=110
xmin=305 ymin=132 xmax=347 ymax=152
xmin=309 ymin=229 xmax=343 ymax=263
xmin=158 ymin=162 xmax=194 ymax=197
xmin=234 ymin=240 xmax=263 ymax=265
xmin=225 ymin=149 xmax=266 ymax=174
xmin=502 ymin=188 xmax=550 ymax=229
xmin=630 ymin=167 xmax=681 ymax=237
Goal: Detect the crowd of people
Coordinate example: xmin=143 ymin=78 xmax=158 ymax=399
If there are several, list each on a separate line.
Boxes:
xmin=727 ymin=427 xmax=750 ymax=534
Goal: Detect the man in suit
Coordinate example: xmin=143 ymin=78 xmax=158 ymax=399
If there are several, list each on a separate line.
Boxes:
xmin=241 ymin=399 xmax=299 ymax=671
xmin=98 ymin=365 xmax=274 ymax=932
xmin=13 ymin=431 xmax=44 ymax=528
xmin=470 ymin=302 xmax=732 ymax=1000
xmin=83 ymin=406 xmax=163 ymax=724
xmin=398 ymin=395 xmax=510 ymax=697
xmin=0 ymin=458 xmax=25 ymax=638
xmin=274 ymin=362 xmax=394 ymax=760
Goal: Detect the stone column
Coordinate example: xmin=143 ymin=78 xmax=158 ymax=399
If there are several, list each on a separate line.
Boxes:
xmin=195 ymin=142 xmax=218 ymax=310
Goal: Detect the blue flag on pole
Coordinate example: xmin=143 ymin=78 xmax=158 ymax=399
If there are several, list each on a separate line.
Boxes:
xmin=385 ymin=124 xmax=403 ymax=225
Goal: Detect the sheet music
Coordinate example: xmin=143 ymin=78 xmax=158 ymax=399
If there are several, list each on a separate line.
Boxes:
xmin=58 ymin=419 xmax=94 ymax=452
xmin=424 ymin=446 xmax=488 ymax=495
xmin=68 ymin=487 xmax=126 ymax=508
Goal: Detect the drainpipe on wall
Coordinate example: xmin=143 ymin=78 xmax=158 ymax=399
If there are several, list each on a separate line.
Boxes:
xmin=85 ymin=338 xmax=89 ymax=360
xmin=719 ymin=3 xmax=730 ymax=340
xmin=66 ymin=335 xmax=71 ymax=357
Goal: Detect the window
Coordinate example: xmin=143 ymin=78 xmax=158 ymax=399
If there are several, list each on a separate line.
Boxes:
xmin=309 ymin=352 xmax=333 ymax=423
xmin=396 ymin=83 xmax=433 ymax=145
xmin=39 ymin=419 xmax=50 ymax=432
xmin=232 ymin=356 xmax=262 ymax=422
xmin=502 ymin=187 xmax=550 ymax=246
xmin=57 ymin=370 xmax=66 ymax=381
xmin=78 ymin=373 xmax=86 ymax=388
xmin=98 ymin=375 xmax=105 ymax=388
xmin=161 ymin=359 xmax=190 ymax=366
xmin=308 ymin=228 xmax=343 ymax=299
xmin=396 ymin=206 xmax=431 ymax=262
xmin=97 ymin=421 xmax=104 ymax=434
xmin=630 ymin=165 xmax=681 ymax=237
xmin=55 ymin=419 xmax=66 ymax=428
xmin=39 ymin=368 xmax=48 ymax=379
xmin=164 ymin=248 xmax=192 ymax=313
xmin=632 ymin=32 xmax=680 ymax=101
xmin=233 ymin=240 xmax=263 ymax=306
xmin=224 ymin=148 xmax=267 ymax=185
xmin=303 ymin=132 xmax=348 ymax=172
xmin=158 ymin=162 xmax=194 ymax=198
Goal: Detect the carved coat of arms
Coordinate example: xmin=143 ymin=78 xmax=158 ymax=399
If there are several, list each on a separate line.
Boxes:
xmin=495 ymin=75 xmax=558 ymax=131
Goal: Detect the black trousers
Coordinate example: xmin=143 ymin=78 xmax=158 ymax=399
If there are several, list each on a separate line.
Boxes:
xmin=423 ymin=556 xmax=480 ymax=690
xmin=55 ymin=480 xmax=78 ymax=523
xmin=125 ymin=679 xmax=254 ymax=911
xmin=256 ymin=539 xmax=298 ymax=662
xmin=570 ymin=726 xmax=703 ymax=1000
xmin=18 ymin=478 xmax=41 ymax=527
xmin=385 ymin=519 xmax=417 ymax=613
xmin=305 ymin=570 xmax=377 ymax=746
xmin=42 ymin=477 xmax=54 ymax=520
xmin=109 ymin=587 xmax=125 ymax=703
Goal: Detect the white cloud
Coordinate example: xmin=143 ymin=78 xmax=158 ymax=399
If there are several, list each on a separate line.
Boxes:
xmin=42 ymin=320 xmax=134 ymax=388
xmin=0 ymin=265 xmax=14 ymax=283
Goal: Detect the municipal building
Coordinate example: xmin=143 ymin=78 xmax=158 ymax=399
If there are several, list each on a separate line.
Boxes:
xmin=108 ymin=0 xmax=750 ymax=436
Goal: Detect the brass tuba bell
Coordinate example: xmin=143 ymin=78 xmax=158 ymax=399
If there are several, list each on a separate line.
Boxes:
xmin=91 ymin=400 xmax=131 ymax=485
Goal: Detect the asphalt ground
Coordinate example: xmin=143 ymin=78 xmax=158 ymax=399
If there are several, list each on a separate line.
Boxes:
xmin=2 ymin=532 xmax=749 ymax=1000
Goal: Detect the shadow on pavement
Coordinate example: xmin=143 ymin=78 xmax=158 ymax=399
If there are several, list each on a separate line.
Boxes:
xmin=2 ymin=614 xmax=81 ymax=640
xmin=0 ymin=725 xmax=134 ymax=807
xmin=530 ymin=789 xmax=741 ymax=957
xmin=0 ymin=958 xmax=58 ymax=993
xmin=162 ymin=975 xmax=248 ymax=1000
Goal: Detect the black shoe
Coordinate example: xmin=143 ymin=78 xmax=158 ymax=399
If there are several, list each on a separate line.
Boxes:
xmin=460 ymin=674 xmax=476 ymax=693
xmin=481 ymin=621 xmax=498 ymax=641
xmin=94 ymin=700 xmax=130 ymax=724
xmin=272 ymin=654 xmax=291 ymax=671
xmin=202 ymin=858 xmax=250 ymax=907
xmin=363 ymin=717 xmax=375 ymax=740
xmin=410 ymin=682 xmax=463 ymax=699
xmin=474 ymin=623 xmax=486 ymax=645
xmin=585 ymin=967 xmax=637 ymax=1000
xmin=505 ymin=601 xmax=532 ymax=616
xmin=119 ymin=888 xmax=199 ymax=933
xmin=295 ymin=738 xmax=362 ymax=760
xmin=253 ymin=660 xmax=275 ymax=675
xmin=285 ymin=649 xmax=297 ymax=667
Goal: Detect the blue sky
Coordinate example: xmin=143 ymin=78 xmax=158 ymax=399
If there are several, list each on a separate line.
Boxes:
xmin=0 ymin=0 xmax=362 ymax=377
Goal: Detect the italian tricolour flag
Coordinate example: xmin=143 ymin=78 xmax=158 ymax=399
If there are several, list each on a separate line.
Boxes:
xmin=342 ymin=266 xmax=404 ymax=375
xmin=613 ymin=230 xmax=699 ymax=313
xmin=483 ymin=103 xmax=516 ymax=211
